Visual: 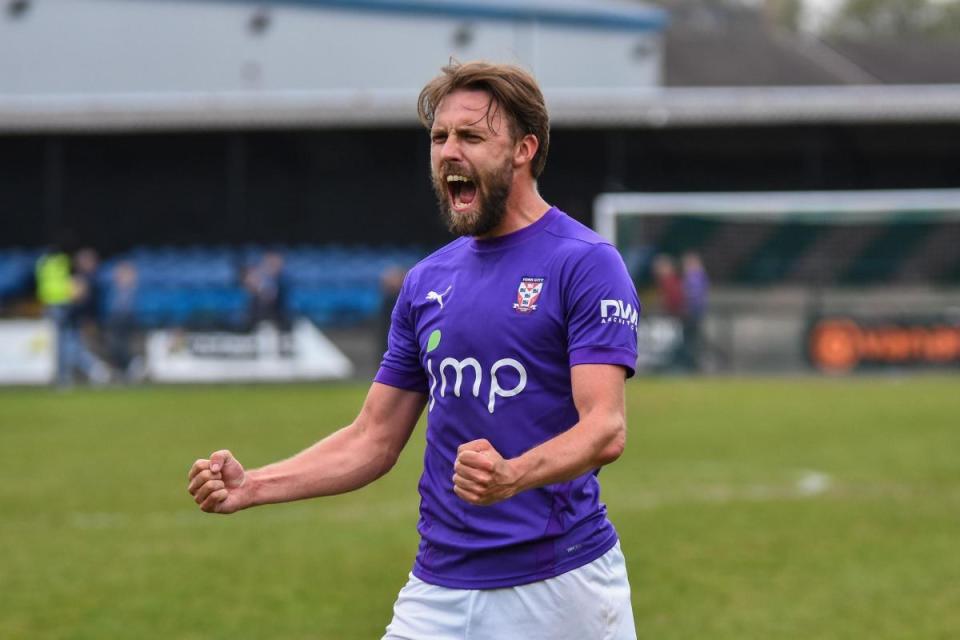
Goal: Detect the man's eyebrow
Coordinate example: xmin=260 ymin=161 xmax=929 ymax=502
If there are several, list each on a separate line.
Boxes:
xmin=454 ymin=125 xmax=486 ymax=135
xmin=430 ymin=124 xmax=487 ymax=136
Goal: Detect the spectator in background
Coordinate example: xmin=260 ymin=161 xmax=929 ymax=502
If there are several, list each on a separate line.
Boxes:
xmin=681 ymin=251 xmax=710 ymax=372
xmin=653 ymin=254 xmax=686 ymax=371
xmin=243 ymin=251 xmax=286 ymax=330
xmin=71 ymin=247 xmax=102 ymax=340
xmin=36 ymin=244 xmax=109 ymax=386
xmin=68 ymin=248 xmax=111 ymax=385
xmin=36 ymin=243 xmax=73 ymax=386
xmin=104 ymin=261 xmax=143 ymax=381
xmin=653 ymin=254 xmax=684 ymax=318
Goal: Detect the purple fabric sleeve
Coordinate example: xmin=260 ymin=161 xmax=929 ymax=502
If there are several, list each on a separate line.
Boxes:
xmin=374 ymin=365 xmax=428 ymax=394
xmin=569 ymin=346 xmax=637 ymax=377
xmin=564 ymin=243 xmax=640 ymax=378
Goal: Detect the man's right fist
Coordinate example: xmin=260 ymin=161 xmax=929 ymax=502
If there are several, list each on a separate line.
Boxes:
xmin=187 ymin=449 xmax=246 ymax=514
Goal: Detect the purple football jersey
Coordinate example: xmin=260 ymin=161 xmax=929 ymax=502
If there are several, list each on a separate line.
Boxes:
xmin=375 ymin=207 xmax=640 ymax=589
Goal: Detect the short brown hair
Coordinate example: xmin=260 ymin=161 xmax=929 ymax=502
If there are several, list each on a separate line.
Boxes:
xmin=418 ymin=61 xmax=550 ymax=179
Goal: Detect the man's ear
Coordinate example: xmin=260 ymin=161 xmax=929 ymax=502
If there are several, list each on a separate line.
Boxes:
xmin=513 ymin=134 xmax=539 ymax=171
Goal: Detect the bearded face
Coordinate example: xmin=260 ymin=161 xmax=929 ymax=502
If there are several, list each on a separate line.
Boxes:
xmin=428 ymin=89 xmax=524 ymax=238
xmin=432 ymin=156 xmax=513 ymax=237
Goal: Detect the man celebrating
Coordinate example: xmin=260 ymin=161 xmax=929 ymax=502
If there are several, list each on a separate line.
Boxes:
xmin=188 ymin=61 xmax=641 ymax=640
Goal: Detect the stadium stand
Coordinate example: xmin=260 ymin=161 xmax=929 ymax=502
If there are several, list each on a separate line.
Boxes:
xmin=839 ymin=223 xmax=932 ymax=284
xmin=280 ymin=245 xmax=418 ymax=327
xmin=0 ymin=248 xmax=41 ymax=308
xmin=9 ymin=212 xmax=958 ymax=328
xmin=895 ymin=224 xmax=960 ymax=283
xmin=1 ymin=245 xmax=423 ymax=329
xmin=732 ymin=223 xmax=822 ymax=285
xmin=623 ymin=217 xmax=960 ymax=288
xmin=700 ymin=222 xmax=775 ymax=284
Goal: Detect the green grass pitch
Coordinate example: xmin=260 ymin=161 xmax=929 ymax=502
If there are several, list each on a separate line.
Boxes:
xmin=1 ymin=377 xmax=958 ymax=639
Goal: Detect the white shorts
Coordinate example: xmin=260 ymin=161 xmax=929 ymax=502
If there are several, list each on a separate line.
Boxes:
xmin=382 ymin=542 xmax=636 ymax=640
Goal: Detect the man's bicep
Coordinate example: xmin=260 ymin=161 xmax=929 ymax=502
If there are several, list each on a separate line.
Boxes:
xmin=358 ymin=382 xmax=427 ymax=455
xmin=570 ymin=364 xmax=626 ymax=418
xmin=571 ymin=364 xmax=628 ymax=464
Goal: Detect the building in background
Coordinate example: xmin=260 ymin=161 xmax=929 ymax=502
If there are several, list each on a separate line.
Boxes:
xmin=1 ymin=0 xmax=667 ymax=250
xmin=1 ymin=0 xmax=665 ymax=95
xmin=2 ymin=0 xmax=960 ymax=378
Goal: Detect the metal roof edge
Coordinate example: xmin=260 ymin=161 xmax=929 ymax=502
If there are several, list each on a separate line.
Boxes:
xmin=549 ymin=84 xmax=960 ymax=127
xmin=195 ymin=0 xmax=669 ymax=32
xmin=4 ymin=84 xmax=960 ymax=133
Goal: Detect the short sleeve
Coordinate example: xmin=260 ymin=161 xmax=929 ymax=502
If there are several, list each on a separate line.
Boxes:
xmin=374 ymin=274 xmax=429 ymax=393
xmin=565 ymin=243 xmax=640 ymax=378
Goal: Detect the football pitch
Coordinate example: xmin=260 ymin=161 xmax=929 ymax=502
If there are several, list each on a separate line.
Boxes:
xmin=1 ymin=377 xmax=958 ymax=639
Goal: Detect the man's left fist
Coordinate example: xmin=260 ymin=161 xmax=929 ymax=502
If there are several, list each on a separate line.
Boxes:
xmin=452 ymin=439 xmax=519 ymax=506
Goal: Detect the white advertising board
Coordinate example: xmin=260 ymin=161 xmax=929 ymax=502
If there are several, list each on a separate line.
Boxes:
xmin=146 ymin=320 xmax=353 ymax=383
xmin=0 ymin=320 xmax=55 ymax=385
xmin=636 ymin=317 xmax=683 ymax=371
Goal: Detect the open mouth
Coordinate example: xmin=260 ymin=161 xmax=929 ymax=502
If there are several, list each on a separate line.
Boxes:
xmin=446 ymin=174 xmax=478 ymax=211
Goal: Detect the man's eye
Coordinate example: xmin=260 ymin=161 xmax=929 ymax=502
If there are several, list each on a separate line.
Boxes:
xmin=431 ymin=134 xmax=446 ymax=144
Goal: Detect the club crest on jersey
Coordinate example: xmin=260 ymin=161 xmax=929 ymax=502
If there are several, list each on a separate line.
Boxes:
xmin=513 ymin=277 xmax=544 ymax=313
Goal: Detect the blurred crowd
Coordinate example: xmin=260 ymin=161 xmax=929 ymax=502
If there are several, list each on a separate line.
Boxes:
xmin=36 ymin=245 xmax=129 ymax=386
xmin=27 ymin=242 xmax=709 ymax=385
xmin=34 ymin=243 xmax=290 ymax=387
xmin=652 ymin=251 xmax=710 ymax=372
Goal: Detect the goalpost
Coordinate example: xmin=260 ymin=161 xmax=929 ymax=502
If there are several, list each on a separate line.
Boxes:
xmin=597 ymin=188 xmax=960 ymax=246
xmin=594 ymin=189 xmax=960 ymax=372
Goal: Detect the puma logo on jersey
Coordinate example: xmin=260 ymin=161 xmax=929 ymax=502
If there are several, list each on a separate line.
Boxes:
xmin=426 ymin=286 xmax=453 ymax=309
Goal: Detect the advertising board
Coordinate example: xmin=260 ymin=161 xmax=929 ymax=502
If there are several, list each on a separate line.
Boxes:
xmin=0 ymin=320 xmax=55 ymax=385
xmin=146 ymin=320 xmax=353 ymax=383
xmin=808 ymin=316 xmax=960 ymax=373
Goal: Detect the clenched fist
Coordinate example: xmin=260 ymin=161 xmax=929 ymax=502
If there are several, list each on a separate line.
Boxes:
xmin=187 ymin=449 xmax=247 ymax=514
xmin=452 ymin=439 xmax=520 ymax=506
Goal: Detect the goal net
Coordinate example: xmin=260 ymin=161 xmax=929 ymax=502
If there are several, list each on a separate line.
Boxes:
xmin=594 ymin=189 xmax=960 ymax=373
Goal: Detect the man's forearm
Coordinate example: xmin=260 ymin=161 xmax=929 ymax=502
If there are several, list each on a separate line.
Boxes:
xmin=509 ymin=413 xmax=625 ymax=495
xmin=237 ymin=423 xmax=399 ymax=509
xmin=451 ymin=365 xmax=628 ymax=506
xmin=188 ymin=383 xmax=425 ymax=515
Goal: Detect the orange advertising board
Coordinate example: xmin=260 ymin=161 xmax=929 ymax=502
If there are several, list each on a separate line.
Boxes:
xmin=808 ymin=317 xmax=960 ymax=373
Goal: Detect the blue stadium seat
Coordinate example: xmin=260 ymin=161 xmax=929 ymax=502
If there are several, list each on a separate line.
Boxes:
xmin=4 ymin=243 xmax=423 ymax=328
xmin=0 ymin=248 xmax=41 ymax=303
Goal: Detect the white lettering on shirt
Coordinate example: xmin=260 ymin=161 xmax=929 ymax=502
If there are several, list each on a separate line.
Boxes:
xmin=600 ymin=299 xmax=639 ymax=329
xmin=426 ymin=356 xmax=527 ymax=414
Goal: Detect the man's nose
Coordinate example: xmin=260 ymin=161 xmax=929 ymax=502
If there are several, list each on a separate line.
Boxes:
xmin=440 ymin=135 xmax=463 ymax=162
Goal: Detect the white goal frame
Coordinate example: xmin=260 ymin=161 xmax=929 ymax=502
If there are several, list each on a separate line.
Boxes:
xmin=594 ymin=188 xmax=960 ymax=247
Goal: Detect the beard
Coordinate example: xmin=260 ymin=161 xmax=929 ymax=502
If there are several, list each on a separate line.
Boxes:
xmin=432 ymin=158 xmax=513 ymax=237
